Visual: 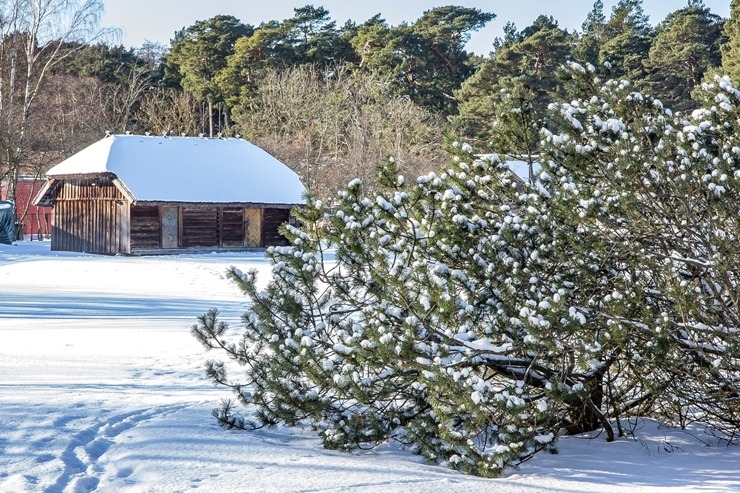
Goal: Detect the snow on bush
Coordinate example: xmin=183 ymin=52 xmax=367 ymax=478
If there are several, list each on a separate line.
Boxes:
xmin=193 ymin=66 xmax=740 ymax=477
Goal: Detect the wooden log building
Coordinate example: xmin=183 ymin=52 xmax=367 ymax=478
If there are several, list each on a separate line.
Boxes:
xmin=34 ymin=135 xmax=305 ymax=255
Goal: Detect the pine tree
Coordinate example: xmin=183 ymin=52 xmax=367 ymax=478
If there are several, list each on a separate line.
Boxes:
xmin=350 ymin=6 xmax=494 ymax=116
xmin=721 ymin=0 xmax=740 ymax=84
xmin=485 ymin=84 xmax=541 ymax=182
xmin=194 ymin=64 xmax=740 ymax=478
xmin=644 ymin=1 xmax=723 ymax=111
xmin=193 ymin=155 xmax=566 ymax=476
xmin=574 ymin=0 xmax=607 ymax=65
xmin=544 ymin=64 xmax=740 ymax=439
xmin=452 ymin=16 xmax=573 ymax=153
xmin=599 ymin=0 xmax=654 ymax=81
xmin=165 ymin=15 xmax=253 ymax=136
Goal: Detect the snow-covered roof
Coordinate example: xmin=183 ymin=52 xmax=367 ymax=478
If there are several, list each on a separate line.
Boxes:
xmin=475 ymin=155 xmax=542 ymax=184
xmin=505 ymin=160 xmax=541 ymax=184
xmin=45 ymin=135 xmax=305 ymax=205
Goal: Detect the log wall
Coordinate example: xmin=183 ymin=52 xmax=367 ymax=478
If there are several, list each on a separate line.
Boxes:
xmin=48 ymin=177 xmax=294 ymax=254
xmin=50 ymin=177 xmax=129 ymax=254
xmin=263 ymin=208 xmax=290 ymax=247
xmin=181 ymin=206 xmax=219 ymax=247
xmin=174 ymin=206 xmax=290 ymax=249
xmin=221 ymin=207 xmax=244 ymax=247
xmin=130 ymin=206 xmax=161 ymax=249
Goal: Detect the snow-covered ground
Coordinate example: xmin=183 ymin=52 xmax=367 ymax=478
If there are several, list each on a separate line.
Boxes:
xmin=1 ymin=240 xmax=739 ymax=493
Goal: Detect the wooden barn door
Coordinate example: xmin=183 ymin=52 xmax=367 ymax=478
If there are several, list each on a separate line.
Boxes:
xmin=244 ymin=208 xmax=262 ymax=247
xmin=161 ymin=206 xmax=179 ymax=248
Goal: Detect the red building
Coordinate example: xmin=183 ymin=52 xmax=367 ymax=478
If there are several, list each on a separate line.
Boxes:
xmin=0 ymin=176 xmax=51 ymax=238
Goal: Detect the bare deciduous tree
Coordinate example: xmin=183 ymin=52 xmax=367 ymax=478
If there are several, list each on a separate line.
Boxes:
xmin=135 ymin=87 xmax=205 ymax=137
xmin=107 ymin=63 xmax=154 ymax=133
xmin=235 ymin=65 xmax=446 ymax=199
xmin=0 ymin=0 xmax=116 ymax=200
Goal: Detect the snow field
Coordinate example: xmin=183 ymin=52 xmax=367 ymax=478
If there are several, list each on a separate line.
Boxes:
xmin=1 ymin=241 xmax=738 ymax=492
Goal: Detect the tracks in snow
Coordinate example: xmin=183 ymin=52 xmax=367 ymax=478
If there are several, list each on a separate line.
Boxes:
xmin=45 ymin=403 xmax=188 ymax=493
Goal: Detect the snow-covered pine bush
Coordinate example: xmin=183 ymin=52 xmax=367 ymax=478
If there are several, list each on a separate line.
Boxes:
xmin=194 ymin=64 xmax=740 ymax=477
xmin=540 ymin=63 xmax=740 ymax=439
xmin=193 ymin=144 xmax=633 ymax=476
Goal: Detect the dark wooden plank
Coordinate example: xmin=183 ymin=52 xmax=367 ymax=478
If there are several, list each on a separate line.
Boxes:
xmin=48 ymin=177 xmax=129 ymax=254
xmin=130 ymin=205 xmax=161 ymax=249
xmin=262 ymin=208 xmax=290 ymax=246
xmin=181 ymin=206 xmax=220 ymax=247
xmin=221 ymin=207 xmax=244 ymax=246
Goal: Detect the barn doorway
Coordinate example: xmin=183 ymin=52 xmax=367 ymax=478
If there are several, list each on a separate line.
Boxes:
xmin=161 ymin=206 xmax=179 ymax=248
xmin=244 ymin=208 xmax=262 ymax=247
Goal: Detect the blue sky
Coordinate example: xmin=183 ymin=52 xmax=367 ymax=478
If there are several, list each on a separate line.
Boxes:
xmin=101 ymin=0 xmax=731 ymax=55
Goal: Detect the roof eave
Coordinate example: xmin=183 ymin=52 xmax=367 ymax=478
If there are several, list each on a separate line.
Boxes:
xmin=111 ymin=177 xmax=136 ymax=203
xmin=133 ymin=200 xmax=303 ymax=209
xmin=33 ymin=179 xmax=58 ymax=206
xmin=36 ymin=173 xmax=136 ymax=205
